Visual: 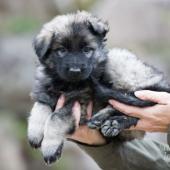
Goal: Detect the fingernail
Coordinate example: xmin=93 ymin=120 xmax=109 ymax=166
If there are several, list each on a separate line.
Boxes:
xmin=108 ymin=100 xmax=112 ymax=104
xmin=58 ymin=94 xmax=64 ymax=101
xmin=108 ymin=99 xmax=115 ymax=105
xmin=74 ymin=101 xmax=80 ymax=108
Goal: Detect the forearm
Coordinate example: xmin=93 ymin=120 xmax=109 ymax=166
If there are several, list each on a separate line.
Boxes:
xmin=79 ymin=141 xmax=121 ymax=170
xmin=79 ymin=139 xmax=170 ymax=170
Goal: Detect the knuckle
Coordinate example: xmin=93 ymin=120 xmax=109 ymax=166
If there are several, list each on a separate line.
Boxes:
xmin=162 ymin=92 xmax=169 ymax=96
xmin=131 ymin=109 xmax=142 ymax=117
xmin=162 ymin=92 xmax=170 ymax=99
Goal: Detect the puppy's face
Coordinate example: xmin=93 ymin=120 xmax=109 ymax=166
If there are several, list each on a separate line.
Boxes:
xmin=49 ymin=31 xmax=98 ymax=81
xmin=34 ymin=11 xmax=108 ymax=82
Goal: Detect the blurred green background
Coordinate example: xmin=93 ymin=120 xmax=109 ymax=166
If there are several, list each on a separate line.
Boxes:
xmin=0 ymin=0 xmax=170 ymax=170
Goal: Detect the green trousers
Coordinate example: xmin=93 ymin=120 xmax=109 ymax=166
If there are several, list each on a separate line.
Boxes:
xmin=80 ymin=139 xmax=170 ymax=170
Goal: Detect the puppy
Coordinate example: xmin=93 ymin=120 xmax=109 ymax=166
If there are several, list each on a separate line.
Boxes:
xmin=27 ymin=11 xmax=170 ymax=164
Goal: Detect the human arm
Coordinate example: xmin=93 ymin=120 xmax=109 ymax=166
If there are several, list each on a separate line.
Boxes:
xmin=69 ymin=102 xmax=170 ymax=170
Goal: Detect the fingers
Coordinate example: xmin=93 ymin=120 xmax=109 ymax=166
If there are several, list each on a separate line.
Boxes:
xmin=86 ymin=101 xmax=93 ymax=120
xmin=55 ymin=94 xmax=65 ymax=111
xmin=109 ymin=100 xmax=145 ymax=118
xmin=68 ymin=100 xmax=106 ymax=145
xmin=72 ymin=102 xmax=81 ymax=128
xmin=55 ymin=95 xmax=81 ymax=127
xmin=135 ymin=90 xmax=170 ymax=105
xmin=128 ymin=119 xmax=168 ymax=132
xmin=72 ymin=101 xmax=92 ymax=128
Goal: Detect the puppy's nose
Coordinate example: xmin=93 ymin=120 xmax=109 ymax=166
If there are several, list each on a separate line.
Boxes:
xmin=69 ymin=68 xmax=81 ymax=73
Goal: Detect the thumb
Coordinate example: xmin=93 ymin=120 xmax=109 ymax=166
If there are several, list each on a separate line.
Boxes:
xmin=135 ymin=90 xmax=170 ymax=105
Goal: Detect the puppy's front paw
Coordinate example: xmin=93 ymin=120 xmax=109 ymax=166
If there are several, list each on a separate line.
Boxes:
xmin=27 ymin=124 xmax=44 ymax=148
xmin=28 ymin=137 xmax=42 ymax=149
xmin=28 ymin=102 xmax=52 ymax=148
xmin=88 ymin=119 xmax=102 ymax=129
xmin=41 ymin=140 xmax=64 ymax=165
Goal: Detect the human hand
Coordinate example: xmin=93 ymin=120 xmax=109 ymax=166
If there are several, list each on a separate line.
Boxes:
xmin=56 ymin=95 xmax=106 ymax=145
xmin=109 ymin=90 xmax=170 ymax=132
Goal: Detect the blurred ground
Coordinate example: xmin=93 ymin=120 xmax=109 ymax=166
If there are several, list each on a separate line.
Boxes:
xmin=0 ymin=0 xmax=170 ymax=170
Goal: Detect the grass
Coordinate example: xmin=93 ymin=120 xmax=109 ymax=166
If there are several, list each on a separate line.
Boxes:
xmin=0 ymin=16 xmax=42 ymax=35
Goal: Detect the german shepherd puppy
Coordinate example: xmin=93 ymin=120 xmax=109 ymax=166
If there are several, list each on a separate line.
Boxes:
xmin=27 ymin=11 xmax=170 ymax=164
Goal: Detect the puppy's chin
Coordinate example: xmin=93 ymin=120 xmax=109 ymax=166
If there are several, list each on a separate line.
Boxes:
xmin=65 ymin=75 xmax=89 ymax=82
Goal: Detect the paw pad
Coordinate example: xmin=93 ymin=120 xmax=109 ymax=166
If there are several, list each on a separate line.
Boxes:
xmin=101 ymin=120 xmax=120 ymax=137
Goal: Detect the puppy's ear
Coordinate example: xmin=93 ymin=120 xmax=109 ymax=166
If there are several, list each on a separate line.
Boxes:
xmin=88 ymin=16 xmax=109 ymax=38
xmin=33 ymin=29 xmax=53 ymax=60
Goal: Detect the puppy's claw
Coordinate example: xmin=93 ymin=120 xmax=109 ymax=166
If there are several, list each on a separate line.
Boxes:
xmin=44 ymin=155 xmax=57 ymax=165
xmin=28 ymin=136 xmax=43 ymax=149
xmin=29 ymin=139 xmax=42 ymax=149
xmin=27 ymin=125 xmax=44 ymax=149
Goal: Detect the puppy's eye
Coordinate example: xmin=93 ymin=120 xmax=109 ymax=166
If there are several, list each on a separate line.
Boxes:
xmin=83 ymin=47 xmax=93 ymax=53
xmin=82 ymin=47 xmax=94 ymax=58
xmin=55 ymin=47 xmax=67 ymax=57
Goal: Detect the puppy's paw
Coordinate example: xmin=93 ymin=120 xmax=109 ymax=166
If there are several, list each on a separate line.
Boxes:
xmin=41 ymin=140 xmax=64 ymax=165
xmin=88 ymin=119 xmax=102 ymax=129
xmin=88 ymin=107 xmax=115 ymax=129
xmin=100 ymin=116 xmax=138 ymax=137
xmin=101 ymin=119 xmax=120 ymax=137
xmin=27 ymin=124 xmax=44 ymax=148
xmin=28 ymin=137 xmax=43 ymax=149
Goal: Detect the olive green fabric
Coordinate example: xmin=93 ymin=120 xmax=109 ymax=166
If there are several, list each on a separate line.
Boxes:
xmin=168 ymin=125 xmax=170 ymax=146
xmin=167 ymin=132 xmax=170 ymax=146
xmin=79 ymin=139 xmax=170 ymax=170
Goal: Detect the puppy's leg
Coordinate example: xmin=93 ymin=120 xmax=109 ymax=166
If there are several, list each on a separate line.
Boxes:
xmin=101 ymin=116 xmax=138 ymax=137
xmin=41 ymin=104 xmax=75 ymax=164
xmin=27 ymin=102 xmax=52 ymax=148
xmin=88 ymin=106 xmax=115 ymax=129
xmin=88 ymin=107 xmax=138 ymax=137
xmin=91 ymin=77 xmax=155 ymax=107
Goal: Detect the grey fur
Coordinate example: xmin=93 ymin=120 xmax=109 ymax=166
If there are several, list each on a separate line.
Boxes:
xmin=106 ymin=48 xmax=169 ymax=91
